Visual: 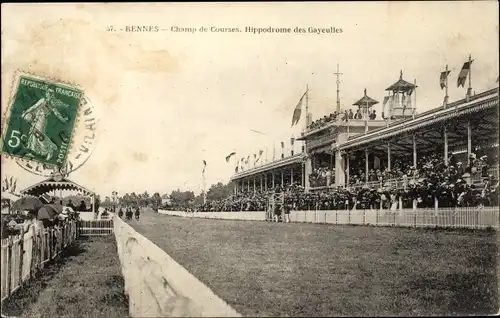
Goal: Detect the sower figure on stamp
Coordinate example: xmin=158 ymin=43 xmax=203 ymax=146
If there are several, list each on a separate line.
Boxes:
xmin=21 ymin=87 xmax=70 ymax=161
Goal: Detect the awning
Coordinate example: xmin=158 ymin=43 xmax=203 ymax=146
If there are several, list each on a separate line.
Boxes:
xmin=20 ymin=177 xmax=94 ymax=197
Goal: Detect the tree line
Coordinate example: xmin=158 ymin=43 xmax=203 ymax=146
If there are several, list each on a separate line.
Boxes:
xmin=100 ymin=182 xmax=234 ymax=210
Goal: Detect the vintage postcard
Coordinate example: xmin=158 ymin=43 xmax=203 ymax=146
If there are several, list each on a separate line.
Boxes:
xmin=1 ymin=2 xmax=498 ymax=317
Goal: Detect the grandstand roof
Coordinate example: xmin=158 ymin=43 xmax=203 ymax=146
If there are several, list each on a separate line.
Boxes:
xmin=231 ymin=153 xmax=306 ymax=180
xmin=339 ymin=87 xmax=499 ymax=154
xmin=20 ymin=177 xmax=94 ymax=197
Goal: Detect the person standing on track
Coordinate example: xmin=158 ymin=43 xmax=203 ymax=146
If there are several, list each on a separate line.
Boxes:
xmin=135 ymin=206 xmax=140 ymax=221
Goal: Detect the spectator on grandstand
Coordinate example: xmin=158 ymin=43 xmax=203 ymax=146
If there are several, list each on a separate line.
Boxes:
xmin=348 ymin=109 xmax=354 ymax=119
xmin=369 ymin=110 xmax=377 ymax=120
xmin=354 ymin=109 xmax=362 ymax=119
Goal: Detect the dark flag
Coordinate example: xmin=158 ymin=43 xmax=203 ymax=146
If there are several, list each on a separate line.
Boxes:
xmin=202 ymin=160 xmax=207 ymax=174
xmin=291 ymin=90 xmax=308 ymax=127
xmin=290 ymin=137 xmax=295 ymax=146
xmin=440 ymin=70 xmax=450 ymax=89
xmin=457 ymin=61 xmax=472 ymax=87
xmin=281 ymin=141 xmax=285 ymax=149
xmin=225 ymin=152 xmax=236 ymax=163
xmin=235 ymin=166 xmax=239 ymax=173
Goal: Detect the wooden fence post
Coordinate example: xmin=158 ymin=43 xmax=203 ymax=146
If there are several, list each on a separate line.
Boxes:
xmin=19 ymin=230 xmax=25 ymax=287
xmin=7 ymin=237 xmax=13 ymax=297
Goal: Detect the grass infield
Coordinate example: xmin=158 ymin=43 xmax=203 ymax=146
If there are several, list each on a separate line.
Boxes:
xmin=1 ymin=236 xmax=129 ymax=318
xmin=130 ymin=210 xmax=498 ymax=317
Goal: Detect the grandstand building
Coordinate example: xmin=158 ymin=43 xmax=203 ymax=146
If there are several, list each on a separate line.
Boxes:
xmin=230 ymin=71 xmax=499 ymax=194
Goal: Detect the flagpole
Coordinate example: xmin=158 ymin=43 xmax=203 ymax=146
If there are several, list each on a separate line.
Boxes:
xmin=467 ymin=54 xmax=472 ymax=99
xmin=305 ymin=84 xmax=309 ymax=130
xmin=444 ymin=64 xmax=449 ymax=109
xmin=202 ymin=172 xmax=206 ymax=204
xmin=413 ymin=79 xmax=417 ymax=120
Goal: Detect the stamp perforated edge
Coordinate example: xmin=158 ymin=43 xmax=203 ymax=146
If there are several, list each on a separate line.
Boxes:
xmin=1 ymin=70 xmax=86 ymax=169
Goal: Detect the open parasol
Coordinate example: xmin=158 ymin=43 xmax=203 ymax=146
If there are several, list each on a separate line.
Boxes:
xmin=37 ymin=206 xmax=58 ymax=220
xmin=11 ymin=196 xmax=44 ymax=213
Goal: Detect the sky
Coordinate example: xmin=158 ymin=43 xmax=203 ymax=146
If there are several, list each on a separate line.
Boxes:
xmin=1 ymin=2 xmax=499 ymax=198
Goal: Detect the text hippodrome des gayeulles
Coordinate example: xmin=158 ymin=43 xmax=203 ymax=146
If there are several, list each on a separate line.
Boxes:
xmin=107 ymin=25 xmax=343 ymax=35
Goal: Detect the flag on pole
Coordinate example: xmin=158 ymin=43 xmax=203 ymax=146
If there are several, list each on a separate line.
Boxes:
xmin=225 ymin=152 xmax=236 ymax=163
xmin=291 ymin=90 xmax=308 ymax=127
xmin=281 ymin=141 xmax=285 ymax=149
xmin=11 ymin=180 xmax=17 ymax=193
xmin=235 ymin=166 xmax=239 ymax=173
xmin=202 ymin=160 xmax=207 ymax=174
xmin=440 ymin=70 xmax=451 ymax=89
xmin=457 ymin=60 xmax=472 ymax=87
xmin=290 ymin=137 xmax=295 ymax=146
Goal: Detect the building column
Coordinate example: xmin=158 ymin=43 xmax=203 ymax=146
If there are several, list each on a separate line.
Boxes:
xmin=412 ymin=134 xmax=417 ymax=168
xmin=304 ymin=157 xmax=312 ymax=192
xmin=387 ymin=143 xmax=391 ymax=171
xmin=290 ymin=167 xmax=294 ymax=185
xmin=365 ymin=148 xmax=369 ymax=183
xmin=346 ymin=153 xmax=350 ymax=187
xmin=260 ymin=175 xmax=263 ymax=192
xmin=253 ymin=177 xmax=256 ymax=193
xmin=272 ymin=173 xmax=275 ymax=188
xmin=264 ymin=174 xmax=268 ymax=191
xmin=234 ymin=182 xmax=237 ymax=195
xmin=444 ymin=125 xmax=448 ymax=165
xmin=335 ymin=150 xmax=345 ymax=186
xmin=467 ymin=120 xmax=472 ymax=165
xmin=247 ymin=179 xmax=250 ymax=192
xmin=281 ymin=170 xmax=284 ymax=187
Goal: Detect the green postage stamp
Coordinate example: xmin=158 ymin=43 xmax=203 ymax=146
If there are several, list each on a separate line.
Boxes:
xmin=2 ymin=74 xmax=83 ymax=168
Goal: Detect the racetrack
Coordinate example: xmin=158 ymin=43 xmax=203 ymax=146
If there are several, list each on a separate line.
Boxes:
xmin=126 ymin=209 xmax=498 ymax=317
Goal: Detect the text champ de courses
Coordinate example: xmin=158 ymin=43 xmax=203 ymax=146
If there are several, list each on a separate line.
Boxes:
xmin=123 ymin=25 xmax=343 ymax=34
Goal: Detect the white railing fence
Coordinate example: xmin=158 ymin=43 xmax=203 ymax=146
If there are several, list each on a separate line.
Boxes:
xmin=158 ymin=207 xmax=499 ymax=229
xmin=1 ymin=221 xmax=78 ymax=303
xmin=291 ymin=207 xmax=499 ymax=229
xmin=77 ymin=220 xmax=114 ymax=237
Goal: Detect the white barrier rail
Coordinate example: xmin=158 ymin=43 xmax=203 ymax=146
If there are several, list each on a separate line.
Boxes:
xmin=158 ymin=207 xmax=499 ymax=229
xmin=113 ymin=215 xmax=241 ymax=317
xmin=77 ymin=220 xmax=114 ymax=236
xmin=0 ymin=222 xmax=78 ymax=303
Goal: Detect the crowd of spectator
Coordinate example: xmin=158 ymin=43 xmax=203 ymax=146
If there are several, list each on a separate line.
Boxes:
xmin=307 ymin=108 xmax=378 ymax=131
xmin=193 ymin=152 xmax=498 ymax=213
xmin=1 ymin=206 xmax=79 ymax=239
xmin=309 ymin=167 xmax=335 ymax=188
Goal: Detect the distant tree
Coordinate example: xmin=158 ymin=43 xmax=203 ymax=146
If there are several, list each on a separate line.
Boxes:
xmin=206 ymin=182 xmax=233 ymax=202
xmin=169 ymin=189 xmax=195 ymax=208
xmin=102 ymin=196 xmax=113 ymax=207
xmin=152 ymin=192 xmax=162 ymax=207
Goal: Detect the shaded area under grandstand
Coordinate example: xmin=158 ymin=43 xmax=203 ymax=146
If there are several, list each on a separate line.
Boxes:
xmin=131 ymin=209 xmax=498 ymax=317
